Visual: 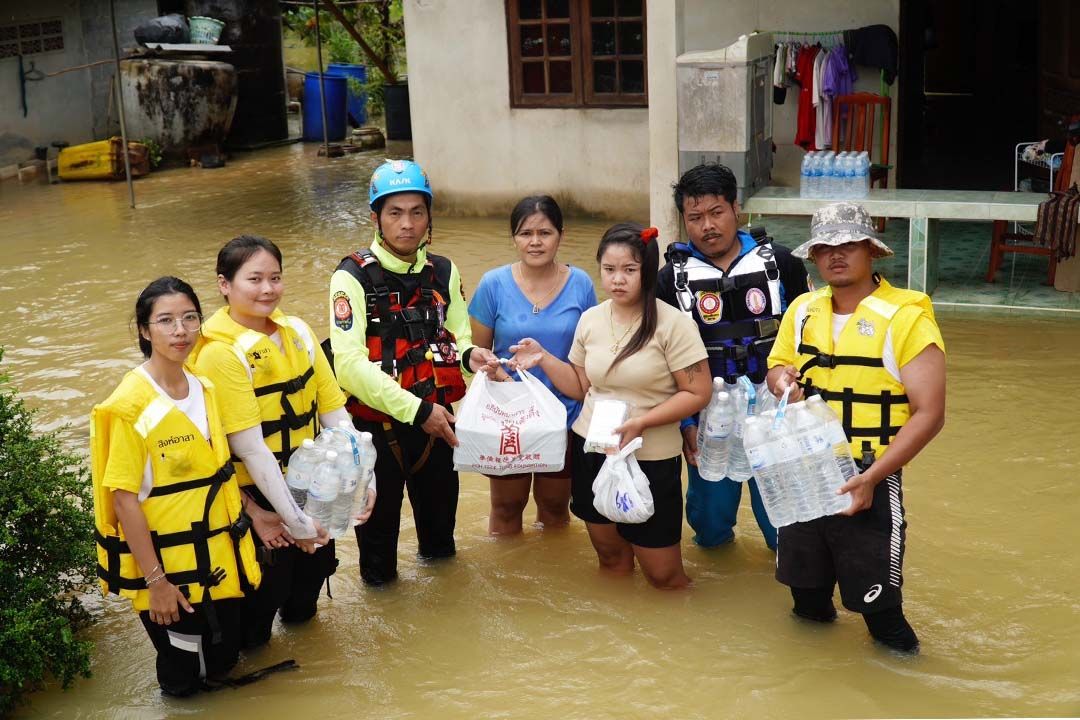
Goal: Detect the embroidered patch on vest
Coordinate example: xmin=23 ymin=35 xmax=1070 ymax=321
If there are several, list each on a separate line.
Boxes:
xmin=745 ymin=288 xmax=768 ymax=315
xmin=333 ymin=290 xmax=353 ymax=331
xmin=696 ymin=291 xmax=722 ymax=324
xmin=857 ymin=318 xmax=875 ymax=336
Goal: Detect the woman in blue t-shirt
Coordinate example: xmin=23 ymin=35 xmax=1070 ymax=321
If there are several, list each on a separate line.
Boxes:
xmin=469 ymin=195 xmax=597 ymax=535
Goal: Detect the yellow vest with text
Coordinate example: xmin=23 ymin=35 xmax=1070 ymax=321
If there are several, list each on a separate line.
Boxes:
xmin=194 ymin=307 xmax=320 ymax=484
xmin=90 ymin=372 xmax=261 ymax=612
xmin=789 ymin=279 xmax=935 ymax=461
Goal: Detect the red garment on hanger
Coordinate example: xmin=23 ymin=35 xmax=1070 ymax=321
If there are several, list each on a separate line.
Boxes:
xmin=795 ymin=45 xmax=820 ymax=150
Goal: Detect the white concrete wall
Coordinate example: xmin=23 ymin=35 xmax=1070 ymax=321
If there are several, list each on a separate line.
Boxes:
xmin=403 ymin=0 xmax=650 ymax=219
xmin=0 ymin=0 xmax=157 ymax=169
xmin=0 ymin=0 xmax=93 ymax=167
xmin=681 ymin=0 xmax=900 ymax=187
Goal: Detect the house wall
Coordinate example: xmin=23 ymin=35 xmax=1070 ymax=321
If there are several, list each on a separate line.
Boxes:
xmin=0 ymin=0 xmax=157 ymax=170
xmin=403 ymin=0 xmax=650 ymax=219
xmin=401 ymin=0 xmax=899 ymax=221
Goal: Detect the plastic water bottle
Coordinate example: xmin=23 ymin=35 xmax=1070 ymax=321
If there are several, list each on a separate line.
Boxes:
xmin=305 ymin=450 xmax=340 ymax=530
xmin=284 ymin=438 xmax=319 ymax=508
xmin=808 ymin=152 xmax=823 ymax=198
xmin=818 ymin=152 xmax=834 ymax=199
xmin=806 ymin=395 xmax=856 ymax=515
xmin=857 ymin=151 xmax=871 ymax=197
xmin=800 ymin=152 xmax=814 ymax=198
xmin=785 ymin=404 xmax=832 ymax=521
xmin=329 ymin=431 xmax=377 ymax=538
xmin=744 ymin=417 xmax=794 ymax=527
xmin=764 ymin=409 xmax=814 ymax=523
xmin=725 ymin=378 xmax=755 ymax=482
xmin=697 ymin=384 xmax=733 ymax=481
xmin=839 ymin=152 xmax=855 ymax=198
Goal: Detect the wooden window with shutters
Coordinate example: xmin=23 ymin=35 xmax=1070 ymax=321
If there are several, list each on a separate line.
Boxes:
xmin=505 ymin=0 xmax=647 ymax=108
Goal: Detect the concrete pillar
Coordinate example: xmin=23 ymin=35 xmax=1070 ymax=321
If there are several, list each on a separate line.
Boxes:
xmin=647 ymin=0 xmax=684 ymax=250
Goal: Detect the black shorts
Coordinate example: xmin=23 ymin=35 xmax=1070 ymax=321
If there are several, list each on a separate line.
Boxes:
xmin=569 ymin=432 xmax=683 ymax=549
xmin=776 ymin=470 xmax=907 ymax=614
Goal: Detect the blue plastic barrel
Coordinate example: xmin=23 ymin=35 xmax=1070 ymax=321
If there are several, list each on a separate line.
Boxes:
xmin=302 ymin=72 xmax=347 ymax=142
xmin=327 ymin=63 xmax=368 ymax=127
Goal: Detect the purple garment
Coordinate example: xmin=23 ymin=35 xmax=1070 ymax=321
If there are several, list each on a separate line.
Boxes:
xmin=822 ymin=47 xmax=856 ymax=142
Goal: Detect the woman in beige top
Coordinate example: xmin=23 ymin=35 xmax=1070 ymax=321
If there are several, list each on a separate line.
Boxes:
xmin=510 ymin=223 xmax=711 ymax=589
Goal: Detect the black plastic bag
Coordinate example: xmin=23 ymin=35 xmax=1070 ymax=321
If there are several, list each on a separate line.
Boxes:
xmin=134 ymin=14 xmax=190 ymax=45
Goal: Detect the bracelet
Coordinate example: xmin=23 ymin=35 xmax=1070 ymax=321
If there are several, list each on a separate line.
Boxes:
xmin=146 ymin=573 xmax=167 ymax=587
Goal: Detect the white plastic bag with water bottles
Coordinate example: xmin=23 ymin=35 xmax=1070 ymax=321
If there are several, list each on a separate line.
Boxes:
xmin=453 ymin=367 xmax=567 ymax=476
xmin=591 ymin=437 xmax=654 ymax=523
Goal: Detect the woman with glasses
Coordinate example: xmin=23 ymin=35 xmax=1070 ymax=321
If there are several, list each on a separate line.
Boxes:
xmin=190 ymin=235 xmax=374 ymax=649
xmin=91 ymin=276 xmax=262 ymax=696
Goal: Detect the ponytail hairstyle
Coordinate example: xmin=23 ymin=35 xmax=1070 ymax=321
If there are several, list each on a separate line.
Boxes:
xmin=596 ymin=222 xmax=660 ymax=372
xmin=134 ymin=276 xmax=202 ymax=359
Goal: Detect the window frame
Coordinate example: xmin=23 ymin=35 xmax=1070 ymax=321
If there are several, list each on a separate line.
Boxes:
xmin=505 ymin=0 xmax=648 ymax=109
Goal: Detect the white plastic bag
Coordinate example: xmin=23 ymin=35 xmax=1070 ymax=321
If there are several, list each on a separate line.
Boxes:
xmin=591 ymin=437 xmax=654 ymax=523
xmin=453 ymin=368 xmax=568 ymax=476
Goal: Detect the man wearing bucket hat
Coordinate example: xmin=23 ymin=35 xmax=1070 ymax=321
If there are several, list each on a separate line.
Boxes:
xmin=766 ymin=201 xmax=946 ymax=652
xmin=326 ymin=159 xmax=499 ymax=585
xmin=657 ymin=163 xmax=811 ymax=552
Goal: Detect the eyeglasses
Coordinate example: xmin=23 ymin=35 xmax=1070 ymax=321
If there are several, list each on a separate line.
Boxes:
xmin=148 ymin=312 xmax=202 ymax=331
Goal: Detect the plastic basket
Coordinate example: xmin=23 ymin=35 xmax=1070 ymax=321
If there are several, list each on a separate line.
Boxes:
xmin=189 ymin=16 xmax=224 ymax=44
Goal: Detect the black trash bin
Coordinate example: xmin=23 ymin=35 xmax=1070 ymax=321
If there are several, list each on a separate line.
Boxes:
xmin=384 ymin=81 xmax=412 ymax=141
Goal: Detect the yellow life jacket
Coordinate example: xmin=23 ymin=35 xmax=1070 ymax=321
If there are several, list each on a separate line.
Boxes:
xmin=192 ymin=307 xmax=320 ymax=485
xmin=90 ymin=370 xmax=261 ymax=611
xmin=790 ymin=278 xmax=935 ymax=461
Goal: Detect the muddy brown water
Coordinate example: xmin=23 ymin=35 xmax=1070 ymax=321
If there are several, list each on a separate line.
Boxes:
xmin=2 ymin=145 xmax=1078 ymax=718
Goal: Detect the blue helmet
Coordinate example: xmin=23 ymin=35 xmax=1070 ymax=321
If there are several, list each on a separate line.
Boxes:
xmin=368 ymin=159 xmax=432 ymax=210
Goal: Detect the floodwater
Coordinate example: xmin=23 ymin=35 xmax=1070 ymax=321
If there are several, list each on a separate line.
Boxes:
xmin=2 ymin=145 xmax=1079 ymax=719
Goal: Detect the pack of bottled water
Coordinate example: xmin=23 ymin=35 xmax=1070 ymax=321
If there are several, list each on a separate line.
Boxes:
xmin=742 ymin=393 xmax=855 ymax=527
xmin=284 ymin=420 xmax=377 ymax=539
xmin=799 ymin=150 xmax=871 ymax=200
xmin=696 ymin=377 xmax=778 ymax=482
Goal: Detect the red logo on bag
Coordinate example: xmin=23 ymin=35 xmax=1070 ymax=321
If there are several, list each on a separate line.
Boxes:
xmin=499 ymin=422 xmax=521 ymax=456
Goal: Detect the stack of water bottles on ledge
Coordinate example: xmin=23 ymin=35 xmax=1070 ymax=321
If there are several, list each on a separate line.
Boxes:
xmin=799 ymin=150 xmax=871 ymax=199
xmin=286 ymin=421 xmax=376 ymax=539
xmin=697 ymin=381 xmax=857 ymax=527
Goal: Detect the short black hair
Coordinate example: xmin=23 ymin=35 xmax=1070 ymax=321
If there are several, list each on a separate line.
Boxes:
xmin=672 ymin=163 xmax=738 ymax=213
xmin=134 ymin=276 xmax=202 ymax=358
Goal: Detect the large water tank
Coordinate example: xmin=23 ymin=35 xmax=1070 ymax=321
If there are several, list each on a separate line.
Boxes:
xmin=119 ymin=58 xmax=237 ymax=161
xmin=185 ymin=0 xmax=288 ymax=146
xmin=677 ymin=33 xmax=774 ymax=203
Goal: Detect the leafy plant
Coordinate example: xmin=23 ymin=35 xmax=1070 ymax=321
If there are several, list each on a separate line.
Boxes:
xmin=283 ymin=0 xmax=406 ymax=119
xmin=138 ymin=138 xmax=163 ymax=169
xmin=0 ymin=348 xmax=95 ymax=714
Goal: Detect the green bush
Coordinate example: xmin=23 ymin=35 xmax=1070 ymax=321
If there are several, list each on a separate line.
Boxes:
xmin=0 ymin=349 xmax=95 ymax=715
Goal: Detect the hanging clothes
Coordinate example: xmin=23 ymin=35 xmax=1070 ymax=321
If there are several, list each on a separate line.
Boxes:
xmin=843 ymin=25 xmax=898 ymax=85
xmin=794 ymin=44 xmax=820 ymax=150
xmin=773 ymin=43 xmax=788 ymax=104
xmin=813 ymin=47 xmax=829 ymax=150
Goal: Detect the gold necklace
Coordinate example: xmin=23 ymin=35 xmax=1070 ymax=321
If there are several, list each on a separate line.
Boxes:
xmin=608 ymin=305 xmax=641 ymax=354
xmin=515 ymin=262 xmax=564 ymax=314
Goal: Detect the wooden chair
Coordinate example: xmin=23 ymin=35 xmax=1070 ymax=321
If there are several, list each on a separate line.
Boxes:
xmin=985 ymin=219 xmax=1057 ymax=285
xmin=832 ymin=93 xmax=891 ymax=230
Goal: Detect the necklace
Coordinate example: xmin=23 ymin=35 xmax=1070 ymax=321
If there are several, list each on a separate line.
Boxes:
xmin=608 ymin=305 xmax=641 ymax=354
xmin=514 ymin=262 xmax=564 ymax=314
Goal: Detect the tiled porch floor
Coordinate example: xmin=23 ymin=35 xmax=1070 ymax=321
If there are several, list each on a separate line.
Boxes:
xmin=751 ymin=215 xmax=1080 ymax=312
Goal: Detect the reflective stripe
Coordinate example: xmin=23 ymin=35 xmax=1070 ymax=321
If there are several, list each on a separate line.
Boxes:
xmin=133 ymin=396 xmax=173 ymax=438
xmin=285 ymin=316 xmax=316 ymax=364
xmin=861 ymin=295 xmax=901 ymax=320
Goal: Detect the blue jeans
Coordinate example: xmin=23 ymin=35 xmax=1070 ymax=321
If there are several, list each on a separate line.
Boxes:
xmin=685 ymin=464 xmax=777 ymax=550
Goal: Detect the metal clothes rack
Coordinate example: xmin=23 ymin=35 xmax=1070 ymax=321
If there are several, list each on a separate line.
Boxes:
xmin=767 ymin=29 xmax=845 ymax=47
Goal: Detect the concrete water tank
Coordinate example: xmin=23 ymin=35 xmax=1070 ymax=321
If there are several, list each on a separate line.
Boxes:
xmin=119 ymin=59 xmax=237 ymax=162
xmin=185 ymin=0 xmax=288 ymax=146
xmin=677 ymin=33 xmax=774 ymax=204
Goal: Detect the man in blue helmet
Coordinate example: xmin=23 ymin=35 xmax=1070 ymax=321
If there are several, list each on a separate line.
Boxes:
xmin=657 ymin=163 xmax=810 ymax=551
xmin=327 ymin=159 xmax=499 ymax=585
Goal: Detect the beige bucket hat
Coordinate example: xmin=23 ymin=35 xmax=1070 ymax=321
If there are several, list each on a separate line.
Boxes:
xmin=791 ymin=202 xmax=894 ymax=260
